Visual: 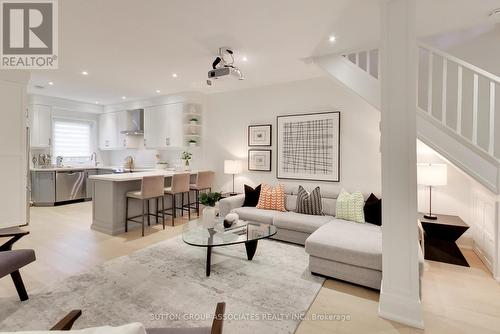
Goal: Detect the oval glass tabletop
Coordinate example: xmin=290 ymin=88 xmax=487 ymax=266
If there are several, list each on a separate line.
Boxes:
xmin=182 ymin=219 xmax=277 ymax=247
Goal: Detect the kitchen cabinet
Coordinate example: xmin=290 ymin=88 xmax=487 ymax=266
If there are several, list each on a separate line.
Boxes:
xmin=85 ymin=169 xmax=98 ymax=199
xmin=116 ymin=111 xmax=128 ymax=148
xmin=28 ymin=104 xmax=52 ymax=148
xmin=31 ymin=171 xmax=55 ymax=205
xmin=144 ymin=104 xmax=183 ymax=149
xmin=99 ymin=112 xmax=118 ymax=150
xmin=99 ymin=111 xmax=138 ymax=150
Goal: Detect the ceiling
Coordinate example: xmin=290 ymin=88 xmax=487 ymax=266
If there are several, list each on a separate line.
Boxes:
xmin=26 ymin=0 xmax=500 ymax=105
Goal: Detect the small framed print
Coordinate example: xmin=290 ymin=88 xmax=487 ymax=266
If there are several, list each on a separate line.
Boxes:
xmin=248 ymin=124 xmax=272 ymax=146
xmin=248 ymin=149 xmax=272 ymax=172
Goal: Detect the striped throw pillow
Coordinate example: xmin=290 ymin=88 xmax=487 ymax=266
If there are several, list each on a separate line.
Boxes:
xmin=295 ymin=186 xmax=324 ymax=216
xmin=256 ymin=184 xmax=287 ymax=212
xmin=335 ymin=190 xmax=365 ymax=223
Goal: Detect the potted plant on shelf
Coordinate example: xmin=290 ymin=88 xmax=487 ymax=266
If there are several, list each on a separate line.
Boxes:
xmin=199 ymin=192 xmax=222 ymax=228
xmin=189 ymin=117 xmax=198 ymax=125
xmin=188 ymin=139 xmax=197 ymax=148
xmin=181 ymin=151 xmax=192 ymax=171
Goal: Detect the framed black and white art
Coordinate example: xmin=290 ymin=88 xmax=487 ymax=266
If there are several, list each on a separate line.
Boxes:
xmin=277 ymin=111 xmax=340 ymax=182
xmin=248 ymin=149 xmax=272 ymax=172
xmin=248 ymin=124 xmax=272 ymax=146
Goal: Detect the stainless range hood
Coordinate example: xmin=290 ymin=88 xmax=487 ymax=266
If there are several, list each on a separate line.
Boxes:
xmin=120 ymin=109 xmax=144 ymax=135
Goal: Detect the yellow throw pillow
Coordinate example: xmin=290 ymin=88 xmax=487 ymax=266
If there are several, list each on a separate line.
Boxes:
xmin=256 ymin=184 xmax=287 ymax=212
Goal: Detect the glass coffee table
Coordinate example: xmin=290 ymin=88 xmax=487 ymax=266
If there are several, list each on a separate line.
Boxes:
xmin=182 ymin=219 xmax=277 ymax=276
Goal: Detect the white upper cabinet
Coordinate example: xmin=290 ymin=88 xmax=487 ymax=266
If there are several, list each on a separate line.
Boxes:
xmin=116 ymin=111 xmax=128 ymax=149
xmin=28 ymin=104 xmax=52 ymax=148
xmin=144 ymin=104 xmax=184 ymax=149
xmin=98 ymin=112 xmax=118 ymax=150
xmin=99 ymin=110 xmax=140 ymax=150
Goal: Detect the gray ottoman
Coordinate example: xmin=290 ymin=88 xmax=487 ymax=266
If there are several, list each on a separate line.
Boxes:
xmin=305 ymin=219 xmax=383 ymax=290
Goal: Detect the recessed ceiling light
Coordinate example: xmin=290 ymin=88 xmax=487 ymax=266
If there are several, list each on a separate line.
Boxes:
xmin=328 ymin=35 xmax=336 ymax=43
xmin=95 ymin=101 xmax=99 ymax=104
xmin=242 ymin=56 xmax=248 ymax=62
xmin=81 ymin=71 xmax=89 ymax=76
xmin=48 ymin=81 xmax=54 ymax=86
xmin=155 ymin=89 xmax=161 ymax=94
xmin=121 ymin=96 xmax=126 ymax=100
xmin=172 ymin=73 xmax=178 ymax=78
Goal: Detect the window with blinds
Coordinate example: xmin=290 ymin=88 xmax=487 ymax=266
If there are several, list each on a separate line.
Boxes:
xmin=52 ymin=119 xmax=92 ymax=158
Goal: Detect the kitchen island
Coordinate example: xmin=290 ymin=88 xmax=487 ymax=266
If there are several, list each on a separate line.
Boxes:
xmin=89 ymin=171 xmax=198 ymax=235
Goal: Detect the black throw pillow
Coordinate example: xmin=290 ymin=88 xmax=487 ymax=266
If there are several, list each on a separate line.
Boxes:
xmin=243 ymin=184 xmax=261 ymax=207
xmin=364 ymin=193 xmax=382 ymax=226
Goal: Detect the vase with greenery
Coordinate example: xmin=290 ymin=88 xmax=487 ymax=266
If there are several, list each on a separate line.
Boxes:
xmin=189 ymin=117 xmax=198 ymax=125
xmin=199 ymin=192 xmax=222 ymax=228
xmin=181 ymin=151 xmax=192 ymax=170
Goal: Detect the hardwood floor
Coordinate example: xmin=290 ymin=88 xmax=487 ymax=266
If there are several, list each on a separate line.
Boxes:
xmin=1 ymin=202 xmax=500 ymax=333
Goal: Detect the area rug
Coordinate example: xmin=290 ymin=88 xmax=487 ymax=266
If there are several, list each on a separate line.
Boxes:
xmin=0 ymin=236 xmax=324 ymax=333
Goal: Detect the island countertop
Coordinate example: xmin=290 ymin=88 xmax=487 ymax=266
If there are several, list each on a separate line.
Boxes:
xmin=89 ymin=170 xmax=198 ymax=182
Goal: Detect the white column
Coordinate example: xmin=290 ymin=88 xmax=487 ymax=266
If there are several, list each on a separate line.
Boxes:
xmin=378 ymin=0 xmax=423 ymax=329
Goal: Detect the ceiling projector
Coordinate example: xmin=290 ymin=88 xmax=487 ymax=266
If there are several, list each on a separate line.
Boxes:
xmin=207 ymin=47 xmax=244 ymax=86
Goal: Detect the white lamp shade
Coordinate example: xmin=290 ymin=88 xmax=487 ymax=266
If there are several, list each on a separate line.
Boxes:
xmin=224 ymin=160 xmax=243 ymax=174
xmin=417 ymin=163 xmax=447 ymax=186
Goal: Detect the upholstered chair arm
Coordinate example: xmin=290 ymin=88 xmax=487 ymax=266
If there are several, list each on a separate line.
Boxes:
xmin=219 ymin=194 xmax=245 ymax=217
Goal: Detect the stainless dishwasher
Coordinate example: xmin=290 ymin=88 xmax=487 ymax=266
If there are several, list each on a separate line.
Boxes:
xmin=55 ymin=170 xmax=86 ymax=202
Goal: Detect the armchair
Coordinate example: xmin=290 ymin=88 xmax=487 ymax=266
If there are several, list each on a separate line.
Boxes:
xmin=49 ymin=302 xmax=226 ymax=334
xmin=0 ymin=227 xmax=36 ymax=301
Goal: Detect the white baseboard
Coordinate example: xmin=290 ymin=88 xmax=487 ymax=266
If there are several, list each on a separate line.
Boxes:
xmin=378 ymin=283 xmax=424 ymax=329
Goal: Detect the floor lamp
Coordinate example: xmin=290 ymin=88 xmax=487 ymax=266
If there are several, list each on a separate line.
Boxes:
xmin=224 ymin=160 xmax=242 ymax=196
xmin=417 ymin=163 xmax=447 ymax=220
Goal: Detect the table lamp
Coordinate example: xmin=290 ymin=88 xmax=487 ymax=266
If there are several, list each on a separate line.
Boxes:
xmin=224 ymin=160 xmax=242 ymax=196
xmin=417 ymin=163 xmax=447 ymax=220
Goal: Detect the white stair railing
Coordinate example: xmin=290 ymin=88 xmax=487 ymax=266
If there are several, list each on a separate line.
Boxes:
xmin=342 ymin=44 xmax=500 ymax=161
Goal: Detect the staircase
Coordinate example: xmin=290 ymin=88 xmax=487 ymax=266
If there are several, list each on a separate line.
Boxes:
xmin=314 ymin=45 xmax=500 ymax=194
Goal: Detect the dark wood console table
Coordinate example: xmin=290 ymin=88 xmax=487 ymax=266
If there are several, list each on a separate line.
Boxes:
xmin=419 ymin=213 xmax=469 ymax=267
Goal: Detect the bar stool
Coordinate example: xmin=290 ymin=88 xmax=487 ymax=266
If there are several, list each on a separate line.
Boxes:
xmin=125 ymin=175 xmax=165 ymax=237
xmin=163 ymin=173 xmax=191 ymax=226
xmin=189 ymin=171 xmax=215 ymax=216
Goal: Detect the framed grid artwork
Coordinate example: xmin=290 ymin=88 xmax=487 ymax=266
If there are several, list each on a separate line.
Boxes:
xmin=248 ymin=124 xmax=272 ymax=146
xmin=248 ymin=149 xmax=272 ymax=172
xmin=277 ymin=111 xmax=340 ymax=182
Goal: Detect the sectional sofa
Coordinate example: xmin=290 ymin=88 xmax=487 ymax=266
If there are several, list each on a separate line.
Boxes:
xmin=219 ymin=190 xmax=424 ymax=291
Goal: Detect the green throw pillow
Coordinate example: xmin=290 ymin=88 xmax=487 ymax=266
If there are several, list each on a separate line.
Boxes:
xmin=336 ymin=190 xmax=365 ymax=223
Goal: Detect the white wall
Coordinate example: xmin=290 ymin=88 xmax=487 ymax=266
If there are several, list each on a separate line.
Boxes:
xmin=203 ymin=76 xmax=381 ymax=196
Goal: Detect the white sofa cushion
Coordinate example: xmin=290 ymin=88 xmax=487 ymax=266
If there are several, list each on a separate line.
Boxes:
xmin=274 ymin=212 xmax=333 ymax=234
xmin=305 ymin=219 xmax=382 ymax=271
xmin=232 ymin=206 xmax=285 ymax=224
xmin=6 ymin=323 xmax=147 ymax=334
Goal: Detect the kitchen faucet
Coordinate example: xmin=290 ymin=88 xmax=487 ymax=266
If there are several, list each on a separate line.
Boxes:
xmin=91 ymin=152 xmax=98 ymax=167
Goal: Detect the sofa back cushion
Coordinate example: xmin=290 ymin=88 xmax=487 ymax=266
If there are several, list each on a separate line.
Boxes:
xmin=295 ymin=186 xmax=324 ymax=215
xmin=256 ymin=184 xmax=287 ymax=212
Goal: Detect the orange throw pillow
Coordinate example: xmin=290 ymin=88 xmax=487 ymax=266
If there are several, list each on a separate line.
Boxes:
xmin=256 ymin=184 xmax=287 ymax=212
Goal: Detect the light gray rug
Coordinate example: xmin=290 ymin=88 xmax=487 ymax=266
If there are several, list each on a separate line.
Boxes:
xmin=0 ymin=236 xmax=324 ymax=333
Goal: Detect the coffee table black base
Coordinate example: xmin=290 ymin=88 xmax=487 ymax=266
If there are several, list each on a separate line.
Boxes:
xmin=205 ymin=240 xmax=259 ymax=277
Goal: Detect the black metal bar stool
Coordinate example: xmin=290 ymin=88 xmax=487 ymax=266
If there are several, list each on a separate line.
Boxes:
xmin=188 ymin=171 xmax=215 ymax=216
xmin=162 ymin=173 xmax=191 ymax=226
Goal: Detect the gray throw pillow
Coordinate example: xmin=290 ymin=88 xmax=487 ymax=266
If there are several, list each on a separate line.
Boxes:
xmin=295 ymin=186 xmax=324 ymax=215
